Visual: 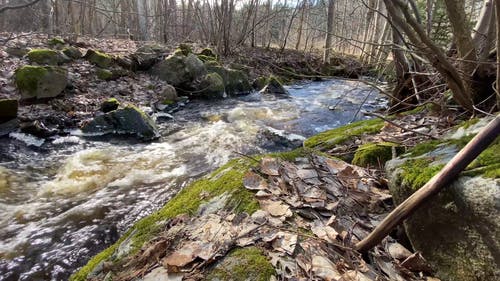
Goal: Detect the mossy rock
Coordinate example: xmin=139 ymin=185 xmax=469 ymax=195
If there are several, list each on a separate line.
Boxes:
xmin=152 ymin=53 xmax=206 ymax=88
xmin=100 ymin=98 xmax=120 ymax=113
xmin=386 ymin=124 xmax=500 ymax=281
xmin=352 ymin=142 xmax=402 ymax=168
xmin=47 ymin=37 xmax=65 ymax=47
xmin=206 ymin=247 xmax=275 ymax=281
xmin=197 ymin=54 xmax=218 ymax=63
xmin=15 ymin=65 xmax=68 ymax=99
xmin=304 ymin=118 xmax=384 ymax=152
xmin=85 ymin=50 xmax=114 ymax=68
xmin=198 ymin=72 xmax=225 ymax=98
xmin=81 ymin=105 xmax=159 ymax=140
xmin=70 ymin=149 xmax=305 ymax=281
xmin=62 ymin=46 xmax=82 ymax=59
xmin=27 ymin=49 xmax=69 ymax=65
xmin=199 ymin=48 xmax=216 ymax=58
xmin=96 ymin=68 xmax=128 ymax=81
xmin=6 ymin=47 xmax=30 ymax=57
xmin=206 ymin=65 xmax=251 ymax=95
xmin=136 ymin=44 xmax=167 ymax=54
xmin=175 ymin=43 xmax=192 ymax=56
xmin=252 ymin=76 xmax=269 ymax=90
xmin=260 ymin=76 xmax=288 ymax=95
xmin=0 ymin=99 xmax=18 ymax=123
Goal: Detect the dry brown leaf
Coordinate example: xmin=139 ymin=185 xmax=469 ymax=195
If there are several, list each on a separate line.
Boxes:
xmin=401 ymin=252 xmax=433 ymax=273
xmin=311 ymin=255 xmax=342 ymax=281
xmin=387 ymin=242 xmax=413 ymax=261
xmin=259 ymin=200 xmax=292 ymax=217
xmin=260 ymin=157 xmax=280 ymax=176
xmin=243 ymin=171 xmax=267 ymax=190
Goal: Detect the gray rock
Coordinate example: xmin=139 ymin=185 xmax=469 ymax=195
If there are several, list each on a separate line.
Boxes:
xmin=6 ymin=47 xmax=30 ymax=57
xmin=15 ymin=65 xmax=68 ymax=100
xmin=386 ymin=136 xmax=500 ymax=281
xmin=152 ymin=53 xmax=206 ymax=88
xmin=159 ymin=85 xmax=178 ymax=102
xmin=260 ymin=77 xmax=288 ymax=95
xmin=81 ymin=105 xmax=159 ymax=140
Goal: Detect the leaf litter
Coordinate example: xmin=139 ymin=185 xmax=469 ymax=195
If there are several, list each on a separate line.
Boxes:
xmin=89 ymin=153 xmax=438 ymax=281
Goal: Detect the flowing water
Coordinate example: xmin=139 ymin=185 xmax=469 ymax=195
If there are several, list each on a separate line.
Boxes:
xmin=0 ymin=79 xmax=385 ymax=281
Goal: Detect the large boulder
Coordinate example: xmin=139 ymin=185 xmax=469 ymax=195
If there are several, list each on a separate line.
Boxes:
xmin=81 ymin=105 xmax=159 ymax=141
xmin=15 ymin=65 xmax=68 ymax=99
xmin=131 ymin=44 xmax=168 ymax=70
xmin=386 ymin=118 xmax=499 ymax=281
xmin=205 ymin=64 xmax=252 ymax=95
xmin=27 ymin=49 xmax=69 ymax=65
xmin=0 ymin=99 xmax=18 ymax=123
xmin=152 ymin=53 xmax=206 ymax=89
xmin=197 ymin=72 xmax=225 ymax=98
xmin=62 ymin=46 xmax=83 ymax=59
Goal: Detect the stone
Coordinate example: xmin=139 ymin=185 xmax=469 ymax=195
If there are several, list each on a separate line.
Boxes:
xmin=27 ymin=49 xmax=69 ymax=65
xmin=0 ymin=99 xmax=18 ymax=123
xmin=386 ymin=133 xmax=500 ymax=281
xmin=205 ymin=64 xmax=252 ymax=95
xmin=62 ymin=46 xmax=82 ymax=59
xmin=85 ymin=50 xmax=114 ymax=68
xmin=152 ymin=53 xmax=206 ymax=89
xmin=20 ymin=120 xmax=58 ymax=138
xmin=81 ymin=105 xmax=159 ymax=140
xmin=197 ymin=72 xmax=225 ymax=98
xmin=158 ymin=85 xmax=178 ymax=103
xmin=96 ymin=68 xmax=128 ymax=81
xmin=252 ymin=76 xmax=269 ymax=91
xmin=100 ymin=98 xmax=120 ymax=113
xmin=15 ymin=65 xmax=68 ymax=100
xmin=47 ymin=37 xmax=65 ymax=47
xmin=6 ymin=47 xmax=30 ymax=57
xmin=260 ymin=77 xmax=288 ymax=95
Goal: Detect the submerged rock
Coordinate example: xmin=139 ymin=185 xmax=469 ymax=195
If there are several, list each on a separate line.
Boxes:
xmin=15 ymin=65 xmax=68 ymax=99
xmin=81 ymin=105 xmax=159 ymax=140
xmin=0 ymin=99 xmax=18 ymax=123
xmin=386 ymin=119 xmax=500 ymax=281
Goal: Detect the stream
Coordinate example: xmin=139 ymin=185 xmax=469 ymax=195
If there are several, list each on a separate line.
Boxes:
xmin=0 ymin=79 xmax=385 ymax=281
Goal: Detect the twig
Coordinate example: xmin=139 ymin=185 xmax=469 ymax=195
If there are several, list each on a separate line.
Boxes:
xmin=364 ymin=112 xmax=438 ymax=139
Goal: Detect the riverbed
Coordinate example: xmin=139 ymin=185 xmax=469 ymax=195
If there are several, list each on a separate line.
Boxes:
xmin=0 ymin=79 xmax=384 ymax=281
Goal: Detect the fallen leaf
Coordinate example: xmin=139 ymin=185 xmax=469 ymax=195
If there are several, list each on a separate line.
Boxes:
xmin=260 ymin=157 xmax=280 ymax=176
xmin=311 ymin=255 xmax=342 ymax=281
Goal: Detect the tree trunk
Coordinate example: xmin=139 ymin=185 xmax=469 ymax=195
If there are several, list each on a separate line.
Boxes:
xmin=323 ymin=0 xmax=335 ymax=63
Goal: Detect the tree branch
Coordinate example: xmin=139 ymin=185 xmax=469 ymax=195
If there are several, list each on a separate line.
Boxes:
xmin=0 ymin=0 xmax=42 ymax=13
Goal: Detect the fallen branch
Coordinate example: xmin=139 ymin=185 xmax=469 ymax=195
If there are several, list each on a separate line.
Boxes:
xmin=364 ymin=111 xmax=438 ymax=139
xmin=355 ymin=114 xmax=500 ymax=252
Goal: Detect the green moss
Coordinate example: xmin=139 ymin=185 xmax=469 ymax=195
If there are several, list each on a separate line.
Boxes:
xmin=96 ymin=69 xmax=114 ymax=80
xmin=27 ymin=49 xmax=65 ymax=65
xmin=199 ymin=48 xmax=216 ymax=58
xmin=62 ymin=47 xmax=82 ymax=59
xmin=457 ymin=118 xmax=479 ymax=129
xmin=86 ymin=50 xmax=114 ymax=68
xmin=175 ymin=43 xmax=192 ymax=56
xmin=409 ymin=140 xmax=443 ymax=157
xmin=48 ymin=37 xmax=65 ymax=46
xmin=100 ymin=98 xmax=120 ymax=112
xmin=352 ymin=142 xmax=401 ymax=168
xmin=463 ymin=137 xmax=500 ymax=179
xmin=15 ymin=65 xmax=48 ymax=93
xmin=198 ymin=54 xmax=217 ymax=63
xmin=206 ymin=247 xmax=275 ymax=281
xmin=71 ymin=157 xmax=259 ymax=280
xmin=304 ymin=118 xmax=384 ymax=151
xmin=400 ymin=158 xmax=444 ymax=190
